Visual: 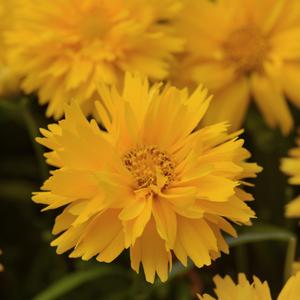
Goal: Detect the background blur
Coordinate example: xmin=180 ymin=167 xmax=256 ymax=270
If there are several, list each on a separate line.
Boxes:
xmin=1 ymin=96 xmax=300 ymax=300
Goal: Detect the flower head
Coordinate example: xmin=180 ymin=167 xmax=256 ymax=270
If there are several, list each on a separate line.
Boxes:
xmin=281 ymin=135 xmax=300 ymax=217
xmin=198 ymin=272 xmax=300 ymax=300
xmin=33 ymin=73 xmax=261 ymax=283
xmin=174 ymin=0 xmax=300 ymax=134
xmin=7 ymin=0 xmax=182 ymax=119
xmin=198 ymin=273 xmax=271 ymax=300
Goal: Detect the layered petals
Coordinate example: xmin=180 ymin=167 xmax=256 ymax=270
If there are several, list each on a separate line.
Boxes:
xmin=34 ymin=74 xmax=260 ymax=283
xmin=198 ymin=273 xmax=272 ymax=300
xmin=7 ymin=0 xmax=183 ymax=119
xmin=174 ymin=0 xmax=300 ymax=134
xmin=198 ymin=271 xmax=300 ymax=300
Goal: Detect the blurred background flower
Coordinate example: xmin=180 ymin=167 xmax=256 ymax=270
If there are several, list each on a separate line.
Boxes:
xmin=198 ymin=271 xmax=300 ymax=300
xmin=6 ymin=0 xmax=183 ymax=119
xmin=198 ymin=273 xmax=272 ymax=300
xmin=281 ymin=134 xmax=300 ymax=218
xmin=174 ymin=0 xmax=300 ymax=134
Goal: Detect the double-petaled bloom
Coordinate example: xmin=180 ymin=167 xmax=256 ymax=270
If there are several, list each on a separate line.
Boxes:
xmin=33 ymin=74 xmax=261 ymax=283
xmin=198 ymin=272 xmax=300 ymax=300
xmin=174 ymin=0 xmax=300 ymax=134
xmin=6 ymin=0 xmax=182 ymax=119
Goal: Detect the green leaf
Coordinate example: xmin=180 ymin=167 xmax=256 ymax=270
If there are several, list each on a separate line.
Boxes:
xmin=226 ymin=223 xmax=297 ymax=282
xmin=226 ymin=224 xmax=295 ymax=247
xmin=33 ymin=266 xmax=126 ymax=300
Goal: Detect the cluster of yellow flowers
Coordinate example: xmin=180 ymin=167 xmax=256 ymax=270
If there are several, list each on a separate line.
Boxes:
xmin=2 ymin=0 xmax=300 ymax=298
xmin=6 ymin=0 xmax=183 ymax=118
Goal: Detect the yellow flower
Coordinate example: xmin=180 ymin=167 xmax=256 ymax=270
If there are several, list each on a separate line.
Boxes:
xmin=0 ymin=0 xmax=19 ymax=96
xmin=278 ymin=272 xmax=300 ymax=300
xmin=174 ymin=0 xmax=300 ymax=134
xmin=33 ymin=73 xmax=261 ymax=283
xmin=7 ymin=0 xmax=182 ymax=119
xmin=198 ymin=273 xmax=271 ymax=300
xmin=281 ymin=135 xmax=300 ymax=217
xmin=198 ymin=272 xmax=300 ymax=300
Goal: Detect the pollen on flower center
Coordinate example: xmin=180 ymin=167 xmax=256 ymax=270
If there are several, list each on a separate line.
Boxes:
xmin=123 ymin=145 xmax=175 ymax=189
xmin=223 ymin=26 xmax=269 ymax=74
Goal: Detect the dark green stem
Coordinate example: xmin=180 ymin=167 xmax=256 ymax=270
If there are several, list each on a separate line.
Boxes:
xmin=20 ymin=98 xmax=48 ymax=181
xmin=226 ymin=226 xmax=297 ymax=283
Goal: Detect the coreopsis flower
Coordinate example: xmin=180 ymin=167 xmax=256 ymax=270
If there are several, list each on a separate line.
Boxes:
xmin=198 ymin=272 xmax=300 ymax=300
xmin=198 ymin=274 xmax=271 ymax=300
xmin=174 ymin=0 xmax=300 ymax=134
xmin=6 ymin=0 xmax=182 ymax=119
xmin=33 ymin=74 xmax=261 ymax=283
xmin=0 ymin=0 xmax=19 ymax=96
xmin=281 ymin=136 xmax=300 ymax=217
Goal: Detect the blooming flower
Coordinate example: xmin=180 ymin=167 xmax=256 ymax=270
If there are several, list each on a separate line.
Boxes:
xmin=198 ymin=273 xmax=271 ymax=300
xmin=6 ymin=0 xmax=182 ymax=119
xmin=174 ymin=0 xmax=300 ymax=134
xmin=198 ymin=272 xmax=300 ymax=300
xmin=33 ymin=73 xmax=261 ymax=283
xmin=281 ymin=135 xmax=300 ymax=217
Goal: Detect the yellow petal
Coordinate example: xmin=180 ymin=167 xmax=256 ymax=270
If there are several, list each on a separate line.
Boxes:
xmin=152 ymin=199 xmax=177 ymax=249
xmin=174 ymin=216 xmax=217 ymax=268
xmin=282 ymin=64 xmax=300 ymax=108
xmin=278 ymin=271 xmax=300 ymax=300
xmin=196 ymin=175 xmax=238 ymax=202
xmin=69 ymin=210 xmax=124 ymax=261
xmin=123 ymin=196 xmax=152 ymax=247
xmin=285 ymin=197 xmax=300 ymax=218
xmin=130 ymin=218 xmax=171 ymax=283
xmin=251 ymin=73 xmax=293 ymax=135
xmin=203 ymin=77 xmax=250 ymax=131
xmin=191 ymin=62 xmax=235 ymax=92
xmin=42 ymin=169 xmax=97 ymax=199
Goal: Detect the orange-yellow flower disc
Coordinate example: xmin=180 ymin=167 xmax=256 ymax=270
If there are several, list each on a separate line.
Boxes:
xmin=175 ymin=0 xmax=300 ymax=134
xmin=33 ymin=74 xmax=261 ymax=283
xmin=7 ymin=0 xmax=182 ymax=119
xmin=198 ymin=272 xmax=300 ymax=300
xmin=281 ymin=136 xmax=300 ymax=218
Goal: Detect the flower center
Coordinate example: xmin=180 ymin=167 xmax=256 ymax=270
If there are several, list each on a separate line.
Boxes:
xmin=123 ymin=145 xmax=175 ymax=189
xmin=223 ymin=26 xmax=269 ymax=74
